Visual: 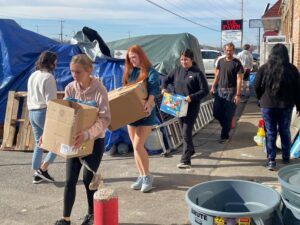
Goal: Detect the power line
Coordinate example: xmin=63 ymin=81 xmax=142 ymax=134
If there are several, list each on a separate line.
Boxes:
xmin=192 ymin=0 xmax=234 ymax=20
xmin=145 ymin=0 xmax=220 ymax=32
xmin=162 ymin=0 xmax=220 ymax=28
xmin=208 ymin=0 xmax=239 ymax=19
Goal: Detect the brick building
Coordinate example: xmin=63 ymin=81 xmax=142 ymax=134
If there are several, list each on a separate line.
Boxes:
xmin=281 ymin=0 xmax=300 ymax=69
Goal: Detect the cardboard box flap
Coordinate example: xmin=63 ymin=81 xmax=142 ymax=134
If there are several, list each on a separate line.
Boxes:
xmin=108 ymin=81 xmax=147 ymax=100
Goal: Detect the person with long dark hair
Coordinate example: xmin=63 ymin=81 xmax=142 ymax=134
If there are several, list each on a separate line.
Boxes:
xmin=254 ymin=43 xmax=300 ymax=170
xmin=161 ymin=49 xmax=209 ymax=168
xmin=27 ymin=51 xmax=58 ymax=184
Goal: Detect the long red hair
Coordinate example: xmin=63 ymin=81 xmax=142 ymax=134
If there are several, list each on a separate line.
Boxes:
xmin=122 ymin=45 xmax=152 ymax=86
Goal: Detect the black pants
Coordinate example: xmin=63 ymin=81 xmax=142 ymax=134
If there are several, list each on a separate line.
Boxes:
xmin=63 ymin=138 xmax=104 ymax=217
xmin=213 ymin=94 xmax=236 ymax=139
xmin=179 ymin=103 xmax=200 ymax=164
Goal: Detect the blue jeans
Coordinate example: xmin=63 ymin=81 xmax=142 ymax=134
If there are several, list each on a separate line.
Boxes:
xmin=261 ymin=108 xmax=292 ymax=161
xmin=29 ymin=108 xmax=56 ymax=170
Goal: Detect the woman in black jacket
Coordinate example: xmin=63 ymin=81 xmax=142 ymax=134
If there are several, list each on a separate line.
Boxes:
xmin=161 ymin=49 xmax=209 ymax=168
xmin=254 ymin=43 xmax=300 ymax=170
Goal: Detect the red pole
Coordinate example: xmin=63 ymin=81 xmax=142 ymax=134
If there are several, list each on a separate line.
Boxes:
xmin=94 ymin=189 xmax=118 ymax=225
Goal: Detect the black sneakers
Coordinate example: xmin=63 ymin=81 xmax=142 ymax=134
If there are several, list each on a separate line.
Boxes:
xmin=35 ymin=169 xmax=54 ymax=182
xmin=32 ymin=175 xmax=43 ymax=184
xmin=282 ymin=158 xmax=290 ymax=164
xmin=218 ymin=138 xmax=229 ymax=144
xmin=81 ymin=214 xmax=94 ymax=225
xmin=54 ymin=219 xmax=71 ymax=225
xmin=266 ymin=160 xmax=276 ymax=171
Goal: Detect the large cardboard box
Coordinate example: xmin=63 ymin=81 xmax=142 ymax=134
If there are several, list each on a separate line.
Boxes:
xmin=160 ymin=93 xmax=188 ymax=117
xmin=41 ymin=99 xmax=98 ymax=158
xmin=108 ymin=82 xmax=150 ymax=131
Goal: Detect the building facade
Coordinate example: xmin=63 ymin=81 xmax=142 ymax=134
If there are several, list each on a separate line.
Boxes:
xmin=281 ymin=0 xmax=300 ymax=69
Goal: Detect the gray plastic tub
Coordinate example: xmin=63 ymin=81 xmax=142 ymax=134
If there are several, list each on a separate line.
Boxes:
xmin=278 ymin=164 xmax=300 ymax=224
xmin=185 ymin=179 xmax=283 ymax=225
xmin=282 ymin=186 xmax=300 ymax=208
xmin=278 ymin=163 xmax=300 ymax=194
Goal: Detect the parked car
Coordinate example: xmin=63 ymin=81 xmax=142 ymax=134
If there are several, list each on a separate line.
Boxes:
xmin=252 ymin=52 xmax=260 ymax=71
xmin=201 ymin=49 xmax=222 ymax=78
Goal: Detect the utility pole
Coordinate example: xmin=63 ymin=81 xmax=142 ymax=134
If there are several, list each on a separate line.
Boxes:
xmin=241 ymin=0 xmax=243 ymax=48
xmin=59 ymin=20 xmax=65 ymax=43
xmin=35 ymin=25 xmax=39 ymax=34
xmin=128 ymin=31 xmax=131 ymax=39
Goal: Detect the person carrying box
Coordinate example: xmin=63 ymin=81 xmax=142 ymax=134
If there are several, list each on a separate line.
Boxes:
xmin=161 ymin=49 xmax=209 ymax=169
xmin=123 ymin=45 xmax=160 ymax=193
xmin=55 ymin=54 xmax=111 ymax=225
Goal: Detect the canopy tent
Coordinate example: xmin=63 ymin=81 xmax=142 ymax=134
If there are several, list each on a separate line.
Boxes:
xmin=107 ymin=33 xmax=205 ymax=76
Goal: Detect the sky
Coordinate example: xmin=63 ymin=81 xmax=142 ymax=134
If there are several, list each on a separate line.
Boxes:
xmin=0 ymin=0 xmax=276 ymax=48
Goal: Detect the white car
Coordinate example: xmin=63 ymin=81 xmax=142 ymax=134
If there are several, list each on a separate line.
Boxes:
xmin=201 ymin=49 xmax=222 ymax=77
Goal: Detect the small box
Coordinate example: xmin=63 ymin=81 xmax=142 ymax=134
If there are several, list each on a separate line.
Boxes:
xmin=160 ymin=93 xmax=188 ymax=117
xmin=41 ymin=99 xmax=98 ymax=158
xmin=108 ymin=81 xmax=149 ymax=131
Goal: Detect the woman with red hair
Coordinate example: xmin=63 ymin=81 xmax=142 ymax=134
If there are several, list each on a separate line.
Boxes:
xmin=123 ymin=45 xmax=160 ymax=193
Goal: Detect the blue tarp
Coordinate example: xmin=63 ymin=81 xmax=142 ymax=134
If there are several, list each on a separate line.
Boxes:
xmin=0 ymin=19 xmax=125 ymax=122
xmin=0 ymin=19 xmax=126 ymax=151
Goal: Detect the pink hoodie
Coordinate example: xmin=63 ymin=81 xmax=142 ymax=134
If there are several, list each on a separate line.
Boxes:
xmin=64 ymin=77 xmax=111 ymax=139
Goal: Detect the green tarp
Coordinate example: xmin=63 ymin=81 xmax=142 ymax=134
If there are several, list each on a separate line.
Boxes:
xmin=108 ymin=33 xmax=205 ymax=76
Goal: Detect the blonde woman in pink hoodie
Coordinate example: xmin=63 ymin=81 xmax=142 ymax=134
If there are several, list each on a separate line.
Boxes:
xmin=55 ymin=54 xmax=110 ymax=225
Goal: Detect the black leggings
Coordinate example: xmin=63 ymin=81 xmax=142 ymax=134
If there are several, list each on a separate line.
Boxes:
xmin=63 ymin=138 xmax=104 ymax=217
xmin=179 ymin=103 xmax=200 ymax=164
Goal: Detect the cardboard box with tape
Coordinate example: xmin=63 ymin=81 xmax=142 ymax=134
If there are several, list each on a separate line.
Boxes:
xmin=41 ymin=99 xmax=98 ymax=158
xmin=108 ymin=81 xmax=151 ymax=131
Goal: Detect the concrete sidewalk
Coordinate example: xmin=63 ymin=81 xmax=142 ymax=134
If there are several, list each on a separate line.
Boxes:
xmin=0 ymin=97 xmax=298 ymax=225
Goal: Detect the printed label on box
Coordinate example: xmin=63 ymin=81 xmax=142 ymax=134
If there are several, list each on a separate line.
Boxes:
xmin=60 ymin=144 xmax=79 ymax=155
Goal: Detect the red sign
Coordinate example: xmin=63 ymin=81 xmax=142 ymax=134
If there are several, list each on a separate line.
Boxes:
xmin=221 ymin=20 xmax=243 ymax=31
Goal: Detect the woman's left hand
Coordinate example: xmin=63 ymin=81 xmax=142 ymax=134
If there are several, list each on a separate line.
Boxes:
xmin=234 ymin=95 xmax=241 ymax=105
xmin=185 ymin=96 xmax=191 ymax=103
xmin=74 ymin=132 xmax=84 ymax=149
xmin=144 ymin=100 xmax=152 ymax=114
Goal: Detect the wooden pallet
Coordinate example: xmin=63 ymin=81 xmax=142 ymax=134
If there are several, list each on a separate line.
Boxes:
xmin=0 ymin=91 xmax=64 ymax=151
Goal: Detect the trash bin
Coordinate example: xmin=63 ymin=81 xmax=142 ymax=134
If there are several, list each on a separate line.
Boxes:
xmin=278 ymin=163 xmax=300 ymax=224
xmin=185 ymin=179 xmax=283 ymax=225
xmin=281 ymin=197 xmax=300 ymax=225
xmin=278 ymin=163 xmax=300 ymax=195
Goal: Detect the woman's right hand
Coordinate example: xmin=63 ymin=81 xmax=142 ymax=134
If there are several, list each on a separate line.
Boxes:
xmin=209 ymin=86 xmax=215 ymax=95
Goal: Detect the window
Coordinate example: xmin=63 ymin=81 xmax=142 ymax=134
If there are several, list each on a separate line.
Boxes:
xmin=201 ymin=51 xmax=220 ymax=59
